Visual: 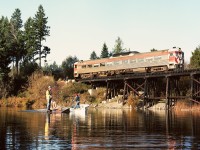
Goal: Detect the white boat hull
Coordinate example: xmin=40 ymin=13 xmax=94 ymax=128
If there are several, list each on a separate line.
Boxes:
xmin=70 ymin=104 xmax=89 ymax=113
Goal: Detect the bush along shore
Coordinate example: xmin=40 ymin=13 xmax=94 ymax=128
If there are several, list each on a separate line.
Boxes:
xmin=0 ymin=72 xmax=200 ymax=111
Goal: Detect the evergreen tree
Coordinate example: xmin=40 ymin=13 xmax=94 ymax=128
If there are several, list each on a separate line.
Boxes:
xmin=10 ymin=8 xmax=24 ymax=75
xmin=150 ymin=48 xmax=157 ymax=52
xmin=0 ymin=17 xmax=12 ymax=77
xmin=0 ymin=17 xmax=12 ymax=97
xmin=61 ymin=56 xmax=78 ymax=79
xmin=0 ymin=6 xmax=51 ymax=96
xmin=90 ymin=51 xmax=98 ymax=60
xmin=34 ymin=5 xmax=50 ymax=67
xmin=113 ymin=37 xmax=124 ymax=54
xmin=100 ymin=43 xmax=109 ymax=58
xmin=24 ymin=17 xmax=37 ymax=62
xmin=42 ymin=46 xmax=51 ymax=62
xmin=190 ymin=46 xmax=200 ymax=68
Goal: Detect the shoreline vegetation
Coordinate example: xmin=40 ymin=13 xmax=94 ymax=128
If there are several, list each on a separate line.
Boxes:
xmin=0 ymin=72 xmax=200 ymax=112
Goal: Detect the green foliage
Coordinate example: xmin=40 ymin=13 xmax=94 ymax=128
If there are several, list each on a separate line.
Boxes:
xmin=90 ymin=51 xmax=98 ymax=60
xmin=10 ymin=9 xmax=23 ymax=29
xmin=60 ymin=82 xmax=90 ymax=101
xmin=42 ymin=46 xmax=50 ymax=62
xmin=20 ymin=62 xmax=39 ymax=77
xmin=113 ymin=37 xmax=124 ymax=54
xmin=10 ymin=8 xmax=24 ymax=75
xmin=26 ymin=99 xmax=35 ymax=108
xmin=24 ymin=17 xmax=37 ymax=62
xmin=71 ymin=82 xmax=89 ymax=94
xmin=43 ymin=57 xmax=78 ymax=81
xmin=10 ymin=75 xmax=27 ymax=96
xmin=0 ymin=17 xmax=12 ymax=77
xmin=0 ymin=6 xmax=51 ymax=97
xmin=0 ymin=17 xmax=13 ymax=97
xmin=33 ymin=5 xmax=50 ymax=67
xmin=43 ymin=61 xmax=63 ymax=80
xmin=190 ymin=46 xmax=200 ymax=68
xmin=100 ymin=43 xmax=109 ymax=58
xmin=61 ymin=56 xmax=78 ymax=79
xmin=150 ymin=48 xmax=157 ymax=52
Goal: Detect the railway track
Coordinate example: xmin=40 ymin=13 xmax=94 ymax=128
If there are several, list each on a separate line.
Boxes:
xmin=79 ymin=68 xmax=200 ymax=82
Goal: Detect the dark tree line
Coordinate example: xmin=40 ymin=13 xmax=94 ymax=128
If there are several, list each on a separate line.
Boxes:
xmin=89 ymin=37 xmax=127 ymax=60
xmin=190 ymin=46 xmax=200 ymax=68
xmin=43 ymin=56 xmax=78 ymax=81
xmin=90 ymin=42 xmax=110 ymax=60
xmin=0 ymin=5 xmax=50 ymax=97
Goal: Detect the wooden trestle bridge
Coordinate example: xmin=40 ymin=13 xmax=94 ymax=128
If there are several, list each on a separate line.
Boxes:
xmin=79 ymin=69 xmax=200 ymax=109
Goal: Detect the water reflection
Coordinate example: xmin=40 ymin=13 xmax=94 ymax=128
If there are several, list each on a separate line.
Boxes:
xmin=44 ymin=113 xmax=50 ymax=140
xmin=0 ymin=108 xmax=200 ymax=149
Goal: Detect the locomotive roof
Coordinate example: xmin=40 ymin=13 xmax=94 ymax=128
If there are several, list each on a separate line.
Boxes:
xmin=112 ymin=51 xmax=140 ymax=57
xmin=74 ymin=47 xmax=183 ymax=65
xmin=76 ymin=49 xmax=170 ymax=65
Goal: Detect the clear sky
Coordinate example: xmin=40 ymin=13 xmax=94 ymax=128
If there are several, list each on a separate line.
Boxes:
xmin=1 ymin=0 xmax=200 ymax=65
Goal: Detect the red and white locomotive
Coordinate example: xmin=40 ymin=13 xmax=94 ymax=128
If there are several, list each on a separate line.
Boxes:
xmin=74 ymin=47 xmax=184 ymax=79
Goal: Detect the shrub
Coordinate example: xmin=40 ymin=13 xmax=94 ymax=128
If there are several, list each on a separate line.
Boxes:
xmin=26 ymin=72 xmax=55 ymax=102
xmin=0 ymin=71 xmax=92 ymax=108
xmin=26 ymin=100 xmax=35 ymax=108
xmin=127 ymin=94 xmax=139 ymax=108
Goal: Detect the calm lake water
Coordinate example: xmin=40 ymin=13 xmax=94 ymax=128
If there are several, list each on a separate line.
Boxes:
xmin=0 ymin=107 xmax=200 ymax=150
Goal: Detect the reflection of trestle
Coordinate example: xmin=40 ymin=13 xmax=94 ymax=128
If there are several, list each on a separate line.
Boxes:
xmin=86 ymin=72 xmax=200 ymax=109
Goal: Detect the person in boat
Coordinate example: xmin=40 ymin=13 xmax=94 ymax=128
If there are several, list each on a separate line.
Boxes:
xmin=74 ymin=93 xmax=80 ymax=109
xmin=46 ymin=86 xmax=52 ymax=112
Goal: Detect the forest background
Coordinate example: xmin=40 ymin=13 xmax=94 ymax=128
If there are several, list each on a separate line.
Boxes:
xmin=1 ymin=5 xmax=200 ymax=108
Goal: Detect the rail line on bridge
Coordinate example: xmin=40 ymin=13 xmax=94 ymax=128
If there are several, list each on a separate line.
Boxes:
xmin=79 ymin=69 xmax=200 ymax=109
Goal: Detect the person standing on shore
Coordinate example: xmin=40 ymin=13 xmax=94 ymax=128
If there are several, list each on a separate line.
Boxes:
xmin=46 ymin=86 xmax=52 ymax=112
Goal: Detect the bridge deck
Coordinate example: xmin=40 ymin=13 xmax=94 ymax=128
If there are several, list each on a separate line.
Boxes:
xmin=79 ymin=69 xmax=200 ymax=82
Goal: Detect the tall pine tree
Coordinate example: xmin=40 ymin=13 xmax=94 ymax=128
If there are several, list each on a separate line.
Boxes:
xmin=34 ymin=5 xmax=50 ymax=67
xmin=100 ymin=43 xmax=109 ymax=58
xmin=0 ymin=17 xmax=12 ymax=97
xmin=10 ymin=8 xmax=24 ymax=75
xmin=24 ymin=17 xmax=37 ymax=62
xmin=90 ymin=51 xmax=98 ymax=60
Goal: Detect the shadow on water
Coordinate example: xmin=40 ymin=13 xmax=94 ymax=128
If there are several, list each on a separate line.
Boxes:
xmin=0 ymin=107 xmax=200 ymax=149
